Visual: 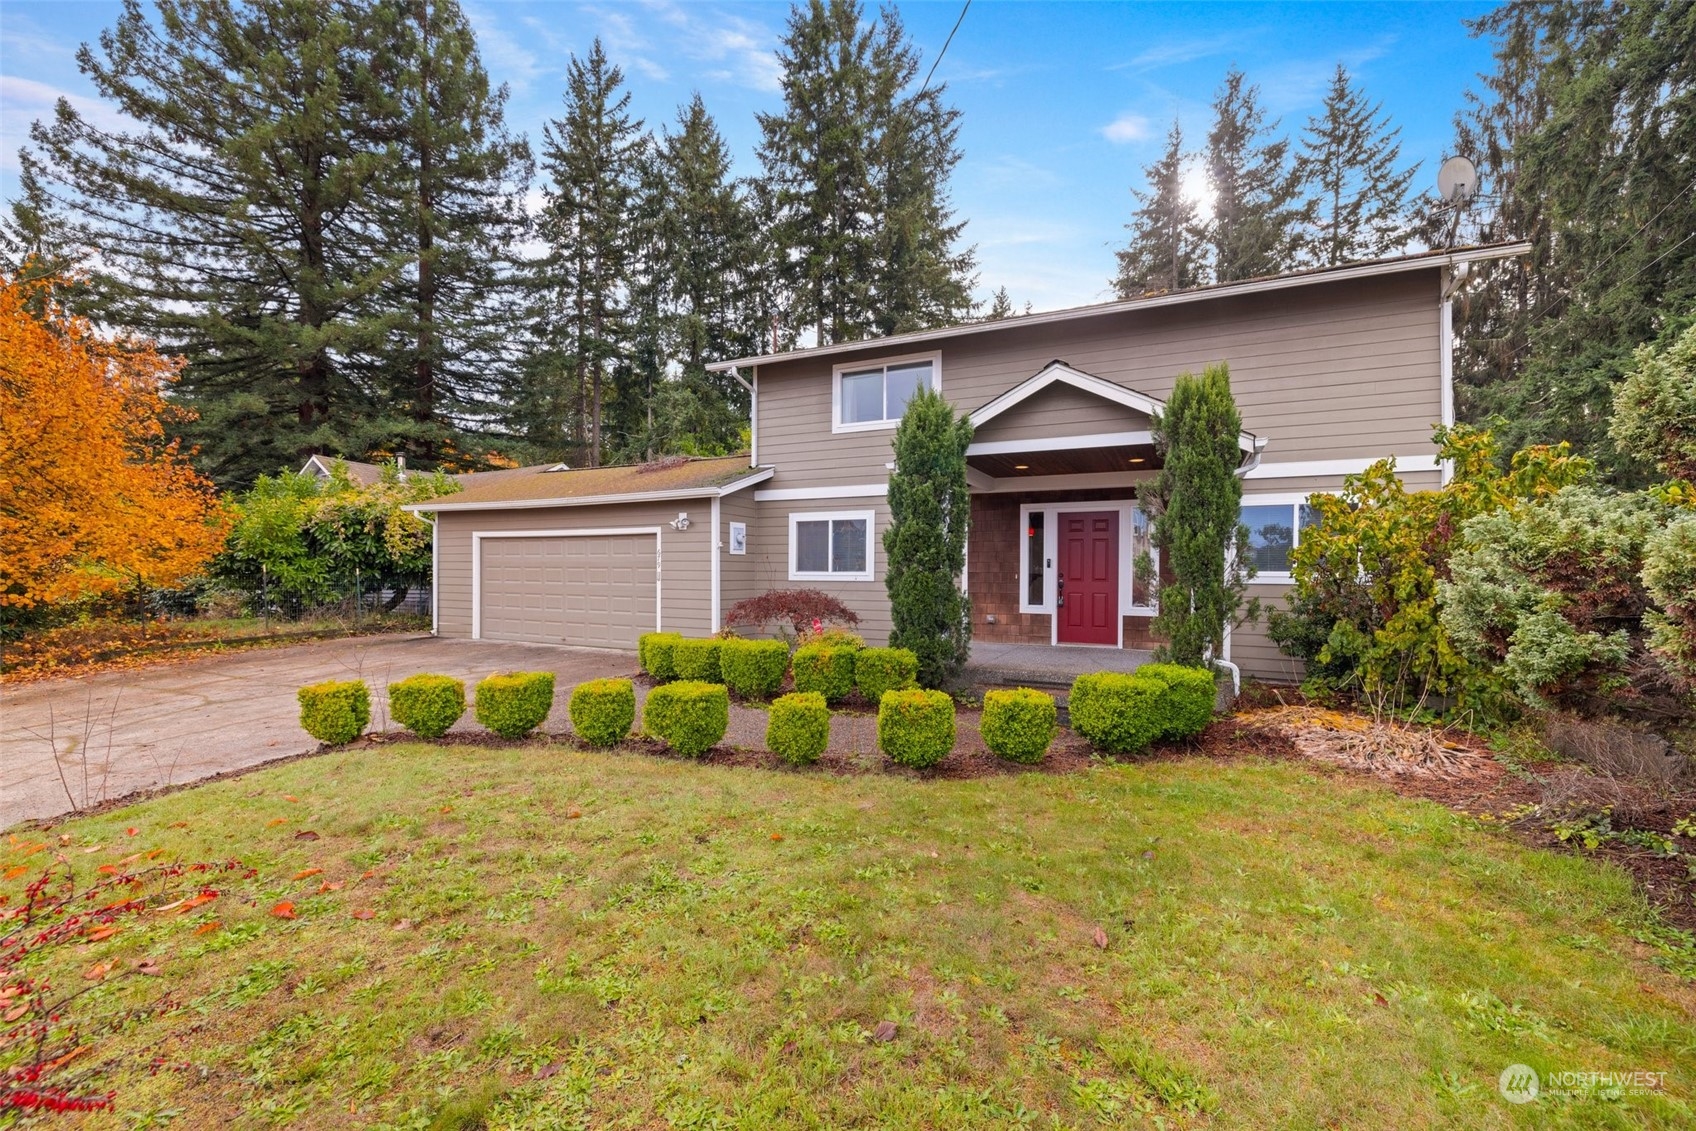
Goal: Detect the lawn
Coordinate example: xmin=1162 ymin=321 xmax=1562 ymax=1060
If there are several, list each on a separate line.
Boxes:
xmin=5 ymin=744 xmax=1693 ymax=1129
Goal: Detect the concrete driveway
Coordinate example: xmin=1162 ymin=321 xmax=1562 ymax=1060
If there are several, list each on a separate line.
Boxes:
xmin=0 ymin=635 xmax=638 ymax=829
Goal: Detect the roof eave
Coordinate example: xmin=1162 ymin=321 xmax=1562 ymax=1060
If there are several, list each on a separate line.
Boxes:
xmin=401 ymin=466 xmax=776 ymax=513
xmin=706 ymin=243 xmax=1531 ymax=373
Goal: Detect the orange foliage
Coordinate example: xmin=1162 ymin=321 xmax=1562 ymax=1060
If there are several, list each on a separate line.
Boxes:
xmin=0 ymin=273 xmax=228 ymax=610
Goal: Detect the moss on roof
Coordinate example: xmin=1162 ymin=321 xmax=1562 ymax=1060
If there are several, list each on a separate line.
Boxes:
xmin=413 ymin=453 xmax=762 ymax=508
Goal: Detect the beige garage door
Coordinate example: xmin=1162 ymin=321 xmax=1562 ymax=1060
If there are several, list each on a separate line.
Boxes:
xmin=477 ymin=534 xmax=657 ymax=649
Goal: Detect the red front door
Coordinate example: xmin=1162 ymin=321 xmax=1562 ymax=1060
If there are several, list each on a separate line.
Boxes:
xmin=1058 ymin=511 xmax=1119 ymax=645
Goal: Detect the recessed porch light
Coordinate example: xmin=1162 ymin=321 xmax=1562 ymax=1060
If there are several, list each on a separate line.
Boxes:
xmin=1013 ymin=464 xmax=1029 ymax=470
xmin=1128 ymin=457 xmax=1145 ymax=464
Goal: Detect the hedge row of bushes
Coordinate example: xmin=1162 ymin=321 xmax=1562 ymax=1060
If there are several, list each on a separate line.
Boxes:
xmin=300 ymin=660 xmax=1218 ymax=764
xmin=639 ymin=632 xmax=917 ymax=705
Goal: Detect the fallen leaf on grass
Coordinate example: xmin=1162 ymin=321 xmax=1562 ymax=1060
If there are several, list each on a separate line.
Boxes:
xmin=85 ymin=925 xmax=119 ymax=942
xmin=770 ymin=833 xmax=784 ymax=842
xmin=293 ymin=830 xmax=320 ymax=841
xmin=565 ymin=808 xmax=582 ymax=820
xmin=133 ymin=959 xmax=162 ymax=976
xmin=178 ymin=891 xmax=218 ymax=912
xmin=169 ymin=821 xmax=189 ymax=829
xmin=871 ymin=1021 xmax=897 ymax=1043
xmin=125 ymin=828 xmax=137 ymax=837
xmin=285 ymin=796 xmax=299 ymax=803
xmin=2 ymin=866 xmax=24 ymax=880
xmin=4 ymin=1005 xmax=26 ymax=1022
xmin=351 ymin=909 xmax=375 ymax=920
xmin=96 ymin=864 xmax=121 ymax=875
xmin=271 ymin=901 xmax=297 ymax=920
xmin=81 ymin=845 xmax=103 ymax=854
xmin=317 ymin=881 xmax=344 ymax=893
xmin=194 ymin=921 xmax=221 ymax=936
xmin=293 ymin=868 xmax=323 ymax=880
xmin=266 ymin=818 xmax=288 ymax=827
xmin=83 ymin=961 xmax=115 ymax=981
xmin=440 ymin=805 xmax=453 ymax=814
xmin=1092 ymin=926 xmax=1109 ymax=950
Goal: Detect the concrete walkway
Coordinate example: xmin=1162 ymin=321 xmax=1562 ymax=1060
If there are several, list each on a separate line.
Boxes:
xmin=965 ymin=642 xmax=1156 ymax=689
xmin=1 ymin=635 xmax=638 ymax=828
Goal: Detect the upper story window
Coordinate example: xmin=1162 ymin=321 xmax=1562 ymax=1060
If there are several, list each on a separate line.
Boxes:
xmin=832 ymin=352 xmax=941 ymax=433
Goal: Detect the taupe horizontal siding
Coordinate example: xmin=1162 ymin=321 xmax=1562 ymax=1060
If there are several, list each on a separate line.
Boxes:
xmin=754 ymin=271 xmax=1443 ymax=491
xmin=740 ymin=502 xmax=895 ymax=644
xmin=972 ymin=383 xmax=1149 ymax=444
xmin=435 ymin=501 xmax=714 ymax=642
xmin=1234 ymin=585 xmax=1303 ymax=684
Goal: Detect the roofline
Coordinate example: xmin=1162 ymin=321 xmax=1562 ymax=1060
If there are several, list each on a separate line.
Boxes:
xmin=401 ymin=466 xmax=776 ymax=514
xmin=707 ymin=243 xmax=1531 ymax=373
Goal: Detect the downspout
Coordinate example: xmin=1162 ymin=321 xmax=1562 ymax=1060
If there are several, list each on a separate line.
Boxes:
xmin=1438 ymin=262 xmax=1467 ymax=486
xmin=1214 ymin=436 xmax=1266 ymax=696
xmin=710 ymin=493 xmax=722 ymax=633
xmin=421 ymin=512 xmax=438 ymax=635
xmin=727 ymin=365 xmax=756 ymax=467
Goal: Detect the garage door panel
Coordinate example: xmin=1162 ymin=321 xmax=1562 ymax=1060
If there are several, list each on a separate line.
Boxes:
xmin=479 ymin=534 xmax=656 ymax=648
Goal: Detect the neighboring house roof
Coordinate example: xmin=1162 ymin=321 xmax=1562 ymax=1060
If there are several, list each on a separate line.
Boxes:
xmin=706 ymin=243 xmax=1530 ymax=373
xmin=403 ymin=454 xmax=773 ymax=513
xmin=968 ymin=360 xmax=1262 ymax=456
xmin=300 ymin=454 xmax=387 ymax=486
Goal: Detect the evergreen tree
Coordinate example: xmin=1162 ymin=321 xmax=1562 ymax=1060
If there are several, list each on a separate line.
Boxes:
xmin=758 ymin=0 xmax=973 ymax=345
xmin=885 ymin=387 xmax=973 ymax=689
xmin=30 ymin=0 xmax=406 ymax=487
xmin=1145 ymin=364 xmax=1254 ymax=667
xmin=369 ymin=0 xmax=533 ymax=467
xmin=983 ymin=286 xmax=1015 ymax=320
xmin=537 ymin=39 xmax=644 ymax=466
xmin=1295 ymin=64 xmax=1417 ymax=266
xmin=0 ymin=156 xmax=84 ymax=289
xmin=1205 ymin=70 xmax=1302 ymax=282
xmin=1113 ymin=120 xmax=1207 ymax=297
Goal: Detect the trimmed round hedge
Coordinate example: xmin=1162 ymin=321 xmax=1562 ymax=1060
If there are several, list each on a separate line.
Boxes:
xmin=981 ymin=687 xmax=1057 ymax=764
xmin=1067 ymin=672 xmax=1166 ymax=754
xmin=767 ymin=691 xmax=830 ymax=765
xmin=1136 ymin=662 xmax=1218 ymax=740
xmin=877 ymin=688 xmax=956 ymax=769
xmin=720 ymin=637 xmax=790 ymax=699
xmin=298 ymin=679 xmax=370 ymax=745
xmin=474 ymin=671 xmax=556 ymax=739
xmin=671 ymin=637 xmax=723 ymax=682
xmin=792 ymin=643 xmax=857 ymax=704
xmin=854 ymin=647 xmax=918 ymax=703
xmin=638 ymin=632 xmax=683 ymax=681
xmin=569 ymin=677 xmax=636 ymax=747
xmin=643 ymin=680 xmax=729 ymax=758
xmin=387 ymin=673 xmax=465 ymax=739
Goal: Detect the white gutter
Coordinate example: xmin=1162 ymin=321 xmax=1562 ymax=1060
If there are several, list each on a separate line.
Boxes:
xmin=401 ymin=467 xmax=775 ymax=514
xmin=710 ymin=494 xmax=722 ymax=632
xmin=1233 ymin=435 xmax=1269 ymax=478
xmin=705 ymin=243 xmax=1532 ymax=374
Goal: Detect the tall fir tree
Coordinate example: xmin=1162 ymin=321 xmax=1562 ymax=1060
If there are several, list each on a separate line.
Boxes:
xmin=1113 ymin=120 xmax=1207 ymax=297
xmin=368 ymin=0 xmax=533 ymax=467
xmin=758 ymin=0 xmax=973 ymax=346
xmin=0 ymin=156 xmax=85 ymax=290
xmin=1295 ymin=64 xmax=1417 ymax=266
xmin=537 ymin=39 xmax=644 ymax=466
xmin=1436 ymin=2 xmax=1696 ymax=479
xmin=30 ymin=0 xmax=407 ymax=487
xmin=983 ymin=286 xmax=1015 ymax=320
xmin=1205 ymin=70 xmax=1302 ymax=282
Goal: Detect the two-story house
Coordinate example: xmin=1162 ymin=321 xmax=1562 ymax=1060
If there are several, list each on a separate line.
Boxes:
xmin=407 ymin=244 xmax=1526 ymax=682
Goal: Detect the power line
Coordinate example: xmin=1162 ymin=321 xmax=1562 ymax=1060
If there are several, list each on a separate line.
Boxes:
xmin=919 ymin=0 xmax=971 ymax=96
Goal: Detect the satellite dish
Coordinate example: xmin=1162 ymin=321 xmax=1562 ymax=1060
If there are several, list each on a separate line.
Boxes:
xmin=1437 ymin=155 xmax=1479 ymax=203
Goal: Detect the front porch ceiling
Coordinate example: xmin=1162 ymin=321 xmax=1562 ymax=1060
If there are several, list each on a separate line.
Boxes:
xmin=968 ymin=443 xmax=1159 ymax=478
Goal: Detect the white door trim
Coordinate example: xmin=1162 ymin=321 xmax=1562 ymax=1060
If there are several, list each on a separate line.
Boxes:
xmin=471 ymin=527 xmax=664 ymax=641
xmin=1036 ymin=502 xmax=1144 ymax=649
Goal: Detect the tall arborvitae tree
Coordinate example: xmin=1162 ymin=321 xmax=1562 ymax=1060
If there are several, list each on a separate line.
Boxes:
xmin=1437 ymin=2 xmax=1696 ymax=480
xmin=30 ymin=0 xmax=405 ymax=487
xmin=369 ymin=0 xmax=532 ymax=467
xmin=537 ymin=39 xmax=644 ymax=466
xmin=1113 ymin=120 xmax=1207 ymax=297
xmin=1295 ymin=64 xmax=1417 ymax=266
xmin=1205 ymin=70 xmax=1302 ymax=282
xmin=758 ymin=0 xmax=973 ymax=345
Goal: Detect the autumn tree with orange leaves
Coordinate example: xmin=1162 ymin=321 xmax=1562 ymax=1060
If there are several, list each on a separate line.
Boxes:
xmin=0 ymin=273 xmax=228 ymax=617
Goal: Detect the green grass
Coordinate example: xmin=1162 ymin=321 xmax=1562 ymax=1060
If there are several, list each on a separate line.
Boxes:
xmin=7 ymin=746 xmax=1694 ymax=1128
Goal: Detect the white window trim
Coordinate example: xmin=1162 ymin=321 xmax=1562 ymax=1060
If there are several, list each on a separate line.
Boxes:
xmin=1240 ymin=493 xmax=1325 ymax=584
xmin=831 ymin=350 xmax=941 ymax=434
xmin=470 ymin=528 xmax=663 ymax=640
xmin=788 ymin=509 xmax=876 ymax=582
xmin=1014 ymin=502 xmax=1157 ymax=643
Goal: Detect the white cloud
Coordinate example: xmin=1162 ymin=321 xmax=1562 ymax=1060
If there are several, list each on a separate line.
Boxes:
xmin=1101 ymin=113 xmax=1152 ymax=144
xmin=1114 ymin=37 xmax=1237 ymax=72
xmin=463 ymin=2 xmax=543 ymax=94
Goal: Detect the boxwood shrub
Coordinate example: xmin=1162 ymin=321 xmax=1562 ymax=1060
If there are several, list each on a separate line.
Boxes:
xmin=474 ymin=671 xmax=556 ymax=739
xmin=297 ymin=679 xmax=370 ymax=745
xmin=854 ymin=647 xmax=918 ymax=702
xmin=643 ymin=680 xmax=729 ymax=758
xmin=767 ymin=691 xmax=830 ymax=766
xmin=792 ymin=643 xmax=858 ymax=704
xmin=980 ymin=687 xmax=1057 ymax=764
xmin=720 ymin=637 xmax=790 ymax=699
xmin=877 ymin=688 xmax=956 ymax=769
xmin=637 ymin=632 xmax=683 ymax=681
xmin=1137 ymin=662 xmax=1217 ymax=740
xmin=387 ymin=674 xmax=465 ymax=740
xmin=569 ymin=677 xmax=636 ymax=747
xmin=671 ymin=637 xmax=723 ymax=682
xmin=1068 ymin=672 xmax=1167 ymax=754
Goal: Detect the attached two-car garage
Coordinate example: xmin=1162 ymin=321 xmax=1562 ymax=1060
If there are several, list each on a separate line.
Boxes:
xmin=474 ymin=531 xmax=659 ymax=649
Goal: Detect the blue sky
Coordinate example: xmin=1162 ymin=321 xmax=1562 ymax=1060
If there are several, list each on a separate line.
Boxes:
xmin=1 ymin=0 xmax=1498 ymax=310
